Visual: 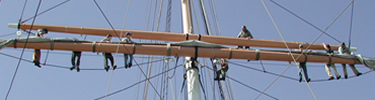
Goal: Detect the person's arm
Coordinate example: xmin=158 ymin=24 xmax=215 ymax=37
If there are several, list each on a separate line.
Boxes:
xmin=237 ymin=32 xmax=242 ymax=38
xmin=322 ymin=43 xmax=328 ymax=50
xmin=248 ymin=31 xmax=253 ymax=39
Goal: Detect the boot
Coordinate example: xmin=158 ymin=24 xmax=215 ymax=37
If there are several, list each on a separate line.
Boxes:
xmin=113 ymin=65 xmax=117 ymax=70
xmin=70 ymin=66 xmax=76 ymax=71
xmin=76 ymin=66 xmax=80 ymax=72
xmin=328 ymin=76 xmax=334 ymax=80
xmin=104 ymin=65 xmax=109 ymax=72
xmin=34 ymin=61 xmax=41 ymax=68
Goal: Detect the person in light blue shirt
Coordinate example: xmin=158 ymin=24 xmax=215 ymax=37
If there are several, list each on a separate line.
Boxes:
xmin=237 ymin=25 xmax=253 ymax=49
xmin=338 ymin=42 xmax=362 ymax=79
xmin=122 ymin=32 xmax=134 ymax=68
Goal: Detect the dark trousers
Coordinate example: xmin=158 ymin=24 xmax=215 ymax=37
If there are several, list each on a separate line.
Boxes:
xmin=103 ymin=53 xmax=114 ymax=68
xmin=124 ymin=54 xmax=133 ymax=65
xmin=71 ymin=51 xmax=82 ymax=67
xmin=298 ymin=62 xmax=309 ymax=80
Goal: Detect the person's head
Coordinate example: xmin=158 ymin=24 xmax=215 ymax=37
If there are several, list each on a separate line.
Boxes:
xmin=37 ymin=29 xmax=48 ymax=34
xmin=326 ymin=44 xmax=331 ymax=48
xmin=106 ymin=34 xmax=112 ymax=40
xmin=125 ymin=32 xmax=132 ymax=37
xmin=242 ymin=25 xmax=247 ymax=31
xmin=299 ymin=44 xmax=304 ymax=49
xmin=341 ymin=42 xmax=346 ymax=47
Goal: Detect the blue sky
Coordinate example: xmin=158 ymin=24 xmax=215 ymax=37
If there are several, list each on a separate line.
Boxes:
xmin=0 ymin=0 xmax=374 ymax=100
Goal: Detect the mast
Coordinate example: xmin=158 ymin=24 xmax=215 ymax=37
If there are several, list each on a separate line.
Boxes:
xmin=181 ymin=0 xmax=201 ymax=100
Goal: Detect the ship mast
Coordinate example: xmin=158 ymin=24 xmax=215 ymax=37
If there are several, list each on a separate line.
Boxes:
xmin=181 ymin=0 xmax=201 ymax=100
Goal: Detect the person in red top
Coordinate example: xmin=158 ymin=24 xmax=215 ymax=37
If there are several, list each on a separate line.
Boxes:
xmin=214 ymin=58 xmax=229 ymax=80
xmin=33 ymin=29 xmax=48 ymax=67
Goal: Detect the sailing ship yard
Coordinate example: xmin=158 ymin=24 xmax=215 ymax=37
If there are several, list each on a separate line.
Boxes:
xmin=0 ymin=0 xmax=374 ymax=100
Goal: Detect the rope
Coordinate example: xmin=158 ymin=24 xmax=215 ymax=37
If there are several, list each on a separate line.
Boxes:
xmin=260 ymin=1 xmax=317 ymax=99
xmin=208 ymin=0 xmax=222 ymax=35
xmin=21 ymin=0 xmax=71 ymax=23
xmin=18 ymin=0 xmax=28 ymax=25
xmin=269 ymin=0 xmax=341 ymax=43
xmin=165 ymin=0 xmax=172 ymax=32
xmin=205 ymin=66 xmax=279 ymax=100
xmin=155 ymin=0 xmax=163 ymax=32
xmin=0 ymin=52 xmax=163 ymax=70
xmin=5 ymin=1 xmax=43 ymax=99
xmin=0 ymin=32 xmax=16 ymax=38
xmin=94 ymin=64 xmax=183 ymax=100
xmin=348 ymin=0 xmax=355 ymax=48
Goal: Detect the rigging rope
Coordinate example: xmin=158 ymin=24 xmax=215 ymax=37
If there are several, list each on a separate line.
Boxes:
xmin=205 ymin=66 xmax=279 ymax=100
xmin=208 ymin=0 xmax=222 ymax=35
xmin=0 ymin=32 xmax=16 ymax=38
xmin=165 ymin=0 xmax=172 ymax=32
xmin=269 ymin=0 xmax=341 ymax=43
xmin=0 ymin=52 xmax=164 ymax=70
xmin=260 ymin=1 xmax=317 ymax=100
xmin=94 ymin=64 xmax=183 ymax=100
xmin=348 ymin=0 xmax=355 ymax=48
xmin=21 ymin=0 xmax=71 ymax=23
xmin=5 ymin=1 xmax=42 ymax=99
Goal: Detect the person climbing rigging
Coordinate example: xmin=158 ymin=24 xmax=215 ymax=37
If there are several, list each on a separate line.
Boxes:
xmin=338 ymin=42 xmax=362 ymax=79
xmin=214 ymin=58 xmax=229 ymax=81
xmin=323 ymin=43 xmax=341 ymax=80
xmin=122 ymin=32 xmax=134 ymax=68
xmin=295 ymin=44 xmax=311 ymax=83
xmin=100 ymin=34 xmax=117 ymax=71
xmin=70 ymin=51 xmax=82 ymax=72
xmin=33 ymin=29 xmax=48 ymax=68
xmin=237 ymin=25 xmax=253 ymax=49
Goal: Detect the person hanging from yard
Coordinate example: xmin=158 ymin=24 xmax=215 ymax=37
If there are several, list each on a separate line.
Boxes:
xmin=33 ymin=29 xmax=48 ymax=68
xmin=338 ymin=42 xmax=362 ymax=79
xmin=121 ymin=32 xmax=134 ymax=69
xmin=237 ymin=25 xmax=253 ymax=49
xmin=100 ymin=34 xmax=117 ymax=71
xmin=323 ymin=43 xmax=341 ymax=80
xmin=70 ymin=51 xmax=82 ymax=72
xmin=213 ymin=58 xmax=229 ymax=80
xmin=295 ymin=44 xmax=311 ymax=83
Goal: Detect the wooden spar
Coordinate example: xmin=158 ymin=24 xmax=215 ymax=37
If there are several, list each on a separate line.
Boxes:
xmin=5 ymin=41 xmax=360 ymax=64
xmin=9 ymin=23 xmax=344 ymax=50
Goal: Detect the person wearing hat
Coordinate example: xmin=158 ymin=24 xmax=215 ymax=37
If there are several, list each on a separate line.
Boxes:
xmin=323 ymin=43 xmax=341 ymax=80
xmin=33 ymin=29 xmax=48 ymax=67
xmin=237 ymin=25 xmax=253 ymax=49
xmin=100 ymin=34 xmax=117 ymax=71
xmin=295 ymin=44 xmax=311 ymax=83
xmin=338 ymin=42 xmax=362 ymax=79
xmin=121 ymin=32 xmax=134 ymax=68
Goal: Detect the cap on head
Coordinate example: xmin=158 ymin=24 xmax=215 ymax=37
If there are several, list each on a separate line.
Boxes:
xmin=106 ymin=34 xmax=112 ymax=37
xmin=242 ymin=25 xmax=246 ymax=28
xmin=341 ymin=42 xmax=346 ymax=46
xmin=326 ymin=44 xmax=331 ymax=48
xmin=37 ymin=29 xmax=48 ymax=34
xmin=126 ymin=32 xmax=132 ymax=36
xmin=299 ymin=44 xmax=304 ymax=48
